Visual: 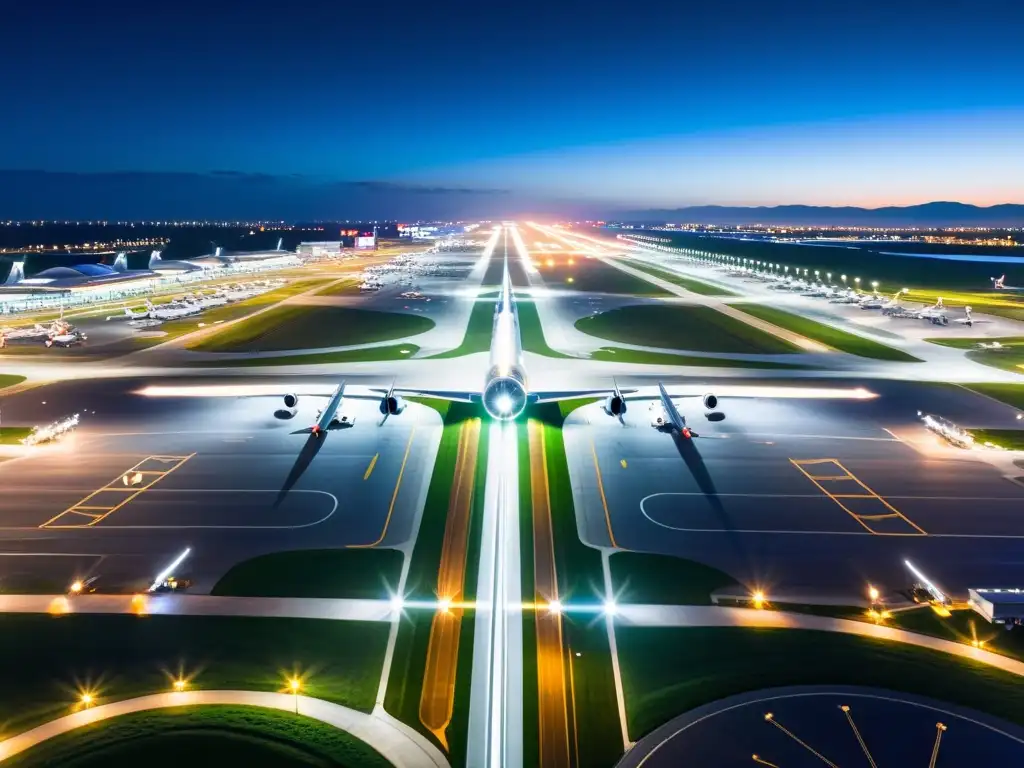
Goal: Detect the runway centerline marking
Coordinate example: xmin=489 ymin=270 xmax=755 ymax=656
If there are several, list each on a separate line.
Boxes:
xmin=41 ymin=454 xmax=196 ymax=529
xmin=790 ymin=458 xmax=926 ymax=536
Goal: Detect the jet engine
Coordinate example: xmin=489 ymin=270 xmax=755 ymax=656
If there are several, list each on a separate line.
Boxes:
xmin=379 ymin=394 xmax=406 ymax=416
xmin=702 ymin=393 xmax=718 ymax=411
xmin=283 ymin=394 xmax=299 ymax=409
xmin=605 ymin=393 xmax=627 ymax=416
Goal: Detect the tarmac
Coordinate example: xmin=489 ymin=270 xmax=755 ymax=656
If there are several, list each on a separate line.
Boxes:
xmin=0 ymin=376 xmax=441 ymax=593
xmin=565 ymin=377 xmax=1024 ymax=597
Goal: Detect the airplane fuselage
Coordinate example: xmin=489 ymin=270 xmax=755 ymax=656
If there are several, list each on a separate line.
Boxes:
xmin=481 ymin=229 xmax=529 ymax=421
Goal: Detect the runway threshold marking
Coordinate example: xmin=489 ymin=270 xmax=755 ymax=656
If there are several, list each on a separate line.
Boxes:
xmin=789 ymin=458 xmax=926 ymax=536
xmin=349 ymin=428 xmax=417 ymax=548
xmin=363 ymin=453 xmax=379 ymax=480
xmin=40 ymin=454 xmax=196 ymax=529
xmin=590 ymin=440 xmax=620 ymax=548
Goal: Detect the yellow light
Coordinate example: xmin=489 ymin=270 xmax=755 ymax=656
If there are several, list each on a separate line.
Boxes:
xmin=567 ymin=277 xmax=574 ymax=283
xmin=868 ymin=585 xmax=880 ymax=602
xmin=752 ymin=591 xmax=765 ymax=608
xmin=289 ymin=678 xmax=301 ymax=692
xmin=546 ymin=259 xmax=555 ymax=267
xmin=173 ymin=679 xmax=187 ymax=691
xmin=567 ymin=258 xmax=574 ymax=265
xmin=80 ymin=693 xmax=93 ymax=706
xmin=69 ymin=581 xmax=83 ymax=594
xmin=439 ymin=596 xmax=452 ymax=614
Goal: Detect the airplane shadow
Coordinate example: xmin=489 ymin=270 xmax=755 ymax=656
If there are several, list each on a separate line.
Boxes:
xmin=671 ymin=431 xmax=752 ymax=572
xmin=274 ymin=433 xmax=326 ymax=508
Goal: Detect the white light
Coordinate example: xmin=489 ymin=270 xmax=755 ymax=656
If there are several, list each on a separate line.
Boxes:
xmin=904 ymin=559 xmax=947 ymax=604
xmin=496 ymin=394 xmax=513 ymax=414
xmin=149 ymin=547 xmax=192 ymax=592
xmin=390 ymin=595 xmax=404 ymax=612
xmin=603 ymin=599 xmax=618 ymax=616
xmin=548 ymin=599 xmax=562 ymax=615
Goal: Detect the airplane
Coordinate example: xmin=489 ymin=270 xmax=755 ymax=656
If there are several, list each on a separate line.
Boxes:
xmin=145 ymin=299 xmax=203 ymax=321
xmin=648 ymin=382 xmax=719 ymax=438
xmin=858 ymin=292 xmax=886 ymax=309
xmin=952 ymin=306 xmax=990 ymax=326
xmin=991 ymin=275 xmax=1024 ymax=291
xmin=108 ymin=305 xmax=150 ymax=321
xmin=976 ymin=340 xmax=1006 ymax=350
xmin=45 ymin=329 xmax=87 ymax=348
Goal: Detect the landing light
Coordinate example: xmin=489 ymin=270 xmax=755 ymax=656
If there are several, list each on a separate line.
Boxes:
xmin=496 ymin=395 xmax=513 ymax=414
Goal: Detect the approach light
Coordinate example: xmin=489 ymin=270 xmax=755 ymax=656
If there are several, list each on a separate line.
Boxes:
xmin=80 ymin=693 xmax=94 ymax=707
xmin=173 ymin=679 xmax=187 ymax=691
xmin=289 ymin=678 xmax=301 ymax=692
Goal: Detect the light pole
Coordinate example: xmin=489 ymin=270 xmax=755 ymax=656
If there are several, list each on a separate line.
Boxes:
xmin=290 ymin=678 xmax=301 ymax=714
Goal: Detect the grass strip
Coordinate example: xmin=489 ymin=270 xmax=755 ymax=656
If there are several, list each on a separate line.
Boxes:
xmin=6 ymin=705 xmax=390 ymax=768
xmin=576 ymin=304 xmax=799 ymax=354
xmin=0 ymin=614 xmax=389 ymax=736
xmin=211 ymin=549 xmax=404 ymax=600
xmin=961 ymin=383 xmax=1024 ymax=411
xmin=615 ymin=259 xmax=737 ymax=296
xmin=0 ymin=374 xmax=27 ymax=389
xmin=609 ymin=553 xmax=741 ymax=605
xmin=190 ymin=306 xmax=434 ymax=353
xmin=731 ymin=303 xmax=923 ymax=361
xmin=618 ymin=625 xmax=1024 ymax=740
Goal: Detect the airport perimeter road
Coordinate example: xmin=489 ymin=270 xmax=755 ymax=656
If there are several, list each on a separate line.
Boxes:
xmin=0 ymin=593 xmax=394 ymax=621
xmin=0 ymin=691 xmax=449 ymax=768
xmin=616 ymin=604 xmax=1024 ymax=678
xmin=420 ymin=418 xmax=481 ymax=748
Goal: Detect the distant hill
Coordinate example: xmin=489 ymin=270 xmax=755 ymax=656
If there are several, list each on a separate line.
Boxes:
xmin=619 ymin=202 xmax=1024 ymax=227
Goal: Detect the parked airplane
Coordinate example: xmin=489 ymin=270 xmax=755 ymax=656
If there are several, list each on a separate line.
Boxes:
xmin=991 ymin=275 xmax=1023 ymax=291
xmin=953 ymin=306 xmax=990 ymax=326
xmin=648 ymin=382 xmax=719 ymax=438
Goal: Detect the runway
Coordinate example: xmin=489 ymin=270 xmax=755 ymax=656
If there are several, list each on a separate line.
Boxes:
xmin=565 ymin=378 xmax=1024 ymax=596
xmin=0 ymin=376 xmax=441 ymax=592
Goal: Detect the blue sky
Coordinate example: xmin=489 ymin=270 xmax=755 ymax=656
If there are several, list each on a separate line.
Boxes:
xmin=2 ymin=0 xmax=1022 ymax=218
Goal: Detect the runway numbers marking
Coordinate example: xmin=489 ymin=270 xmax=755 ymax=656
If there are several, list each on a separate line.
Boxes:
xmin=790 ymin=458 xmax=927 ymax=536
xmin=41 ymin=454 xmax=195 ymax=529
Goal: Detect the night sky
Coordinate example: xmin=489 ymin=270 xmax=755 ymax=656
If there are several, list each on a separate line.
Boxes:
xmin=2 ymin=0 xmax=1022 ymax=219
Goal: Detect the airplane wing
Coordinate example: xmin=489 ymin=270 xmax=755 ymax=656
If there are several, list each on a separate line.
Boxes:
xmin=386 ymin=388 xmax=477 ymax=403
xmin=135 ymin=383 xmax=382 ymax=399
xmin=621 ymin=385 xmax=876 ymax=401
xmin=530 ymin=389 xmax=634 ymax=404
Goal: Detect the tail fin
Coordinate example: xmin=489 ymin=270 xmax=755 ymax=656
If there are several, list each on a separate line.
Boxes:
xmin=3 ymin=260 xmax=25 ymax=285
xmin=112 ymin=252 xmax=128 ymax=272
xmin=149 ymin=250 xmax=163 ymax=269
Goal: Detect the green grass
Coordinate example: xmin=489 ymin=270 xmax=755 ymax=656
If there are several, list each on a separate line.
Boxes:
xmin=0 ymin=426 xmax=33 ymax=445
xmin=731 ymin=303 xmax=923 ymax=361
xmin=190 ymin=306 xmax=435 ymax=353
xmin=576 ymin=304 xmax=799 ymax=354
xmin=609 ymin=554 xmax=741 ymax=605
xmin=210 ymin=549 xmax=403 ymax=600
xmin=146 ymin=278 xmax=335 ymax=346
xmin=925 ymin=336 xmax=1024 ymax=349
xmin=7 ymin=705 xmax=390 ymax=768
xmin=618 ymin=626 xmax=1024 ymax=741
xmin=516 ymin=298 xmax=571 ymax=358
xmin=0 ymin=614 xmax=389 ymax=736
xmin=967 ymin=429 xmax=1024 ymax=450
xmin=314 ymin=279 xmax=361 ymax=296
xmin=589 ymin=346 xmax=810 ymax=369
xmin=383 ymin=402 xmax=484 ymax=758
xmin=536 ymin=257 xmax=672 ymax=297
xmin=188 ymin=344 xmax=420 ymax=366
xmin=530 ymin=404 xmax=624 ymax=768
xmin=429 ymin=294 xmax=495 ymax=359
xmin=0 ymin=374 xmax=26 ymax=389
xmin=961 ymin=383 xmax=1024 ymax=411
xmin=614 ymin=258 xmax=737 ymax=296
xmin=517 ymin=420 xmax=540 ymax=768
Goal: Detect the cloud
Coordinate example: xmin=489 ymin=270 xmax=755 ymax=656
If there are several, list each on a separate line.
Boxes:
xmin=0 ymin=170 xmax=522 ymax=220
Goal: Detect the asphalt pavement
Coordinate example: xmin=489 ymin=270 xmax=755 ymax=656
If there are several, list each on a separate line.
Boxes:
xmin=0 ymin=376 xmax=441 ymax=592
